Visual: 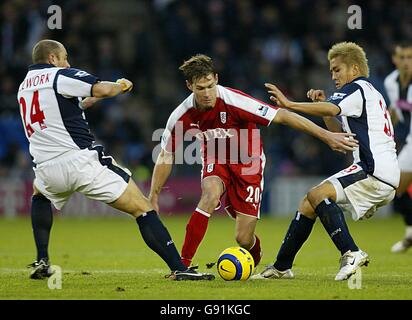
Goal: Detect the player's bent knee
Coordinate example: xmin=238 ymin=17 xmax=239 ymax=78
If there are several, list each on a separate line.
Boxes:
xmin=298 ymin=196 xmax=317 ymax=219
xmin=199 ymin=190 xmax=222 ymax=212
xmin=307 ymin=183 xmax=333 ymax=209
xmin=109 ymin=181 xmax=153 ymax=218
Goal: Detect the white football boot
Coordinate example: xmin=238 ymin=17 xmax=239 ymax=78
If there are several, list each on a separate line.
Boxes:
xmin=250 ymin=265 xmax=294 ymax=280
xmin=391 ymin=238 xmax=412 ymax=253
xmin=334 ymin=250 xmax=369 ymax=281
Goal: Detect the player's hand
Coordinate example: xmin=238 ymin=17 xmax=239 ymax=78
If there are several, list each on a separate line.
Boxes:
xmin=264 ymin=83 xmax=292 ymax=108
xmin=307 ymin=89 xmax=326 ymax=102
xmin=116 ymin=78 xmax=133 ymax=93
xmin=325 ymin=132 xmax=359 ymax=154
xmin=149 ymin=193 xmax=160 ymax=213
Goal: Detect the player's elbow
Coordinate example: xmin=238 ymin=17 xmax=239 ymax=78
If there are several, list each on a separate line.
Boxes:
xmin=272 ymin=109 xmax=291 ymax=125
xmin=325 ymin=103 xmax=341 ymax=116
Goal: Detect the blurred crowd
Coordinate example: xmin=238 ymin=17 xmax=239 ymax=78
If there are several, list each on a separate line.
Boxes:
xmin=1 ymin=0 xmax=411 ymax=181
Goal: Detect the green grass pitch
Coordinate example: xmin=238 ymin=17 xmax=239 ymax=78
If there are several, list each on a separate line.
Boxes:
xmin=1 ymin=214 xmax=412 ymax=300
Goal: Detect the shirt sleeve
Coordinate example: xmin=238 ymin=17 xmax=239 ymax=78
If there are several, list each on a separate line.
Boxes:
xmin=161 ymin=111 xmax=187 ymax=154
xmin=225 ymin=88 xmax=279 ymax=126
xmin=327 ymin=82 xmax=363 ymax=117
xmin=55 ymin=68 xmax=100 ymax=98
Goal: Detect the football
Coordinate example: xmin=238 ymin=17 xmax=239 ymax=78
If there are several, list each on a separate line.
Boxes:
xmin=217 ymin=246 xmax=255 ymax=281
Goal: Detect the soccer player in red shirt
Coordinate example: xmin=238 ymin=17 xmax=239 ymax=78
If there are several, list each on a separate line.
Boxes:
xmin=149 ymin=54 xmax=357 ymax=268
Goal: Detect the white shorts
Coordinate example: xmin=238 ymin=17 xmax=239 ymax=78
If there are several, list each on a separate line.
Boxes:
xmin=324 ymin=164 xmax=396 ymax=221
xmin=398 ymin=141 xmax=412 ymax=172
xmin=33 ymin=146 xmax=131 ymax=210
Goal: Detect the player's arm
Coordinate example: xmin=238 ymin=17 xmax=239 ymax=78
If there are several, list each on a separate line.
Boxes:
xmin=56 ymin=68 xmax=132 ymax=100
xmin=273 ymin=109 xmax=358 ymax=153
xmin=149 ymin=149 xmax=174 ymax=212
xmin=91 ymin=78 xmax=133 ymax=98
xmin=80 ymin=97 xmax=103 ymax=109
xmin=306 ymin=88 xmax=343 ymax=132
xmin=322 ymin=116 xmax=343 ymax=133
xmin=80 ymin=79 xmax=132 ymax=109
xmin=265 ymin=83 xmax=340 ymax=117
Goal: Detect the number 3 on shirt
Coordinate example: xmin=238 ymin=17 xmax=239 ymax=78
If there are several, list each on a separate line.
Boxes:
xmin=379 ymin=100 xmax=393 ymax=138
xmin=19 ymin=90 xmax=47 ymax=137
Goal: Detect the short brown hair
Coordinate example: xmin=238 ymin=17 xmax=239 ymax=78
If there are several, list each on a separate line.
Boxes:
xmin=328 ymin=42 xmax=369 ymax=77
xmin=32 ymin=39 xmax=63 ymax=64
xmin=179 ymin=54 xmax=216 ymax=83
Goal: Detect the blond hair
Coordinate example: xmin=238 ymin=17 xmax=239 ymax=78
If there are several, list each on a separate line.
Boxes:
xmin=328 ymin=42 xmax=369 ymax=77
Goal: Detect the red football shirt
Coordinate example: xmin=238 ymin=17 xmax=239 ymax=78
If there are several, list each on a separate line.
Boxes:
xmin=161 ymin=85 xmax=278 ymax=165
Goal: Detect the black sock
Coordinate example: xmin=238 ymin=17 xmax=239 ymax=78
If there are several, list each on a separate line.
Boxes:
xmin=31 ymin=195 xmax=53 ymax=262
xmin=136 ymin=211 xmax=187 ymax=272
xmin=395 ymin=193 xmax=412 ymax=226
xmin=315 ymin=199 xmax=358 ymax=255
xmin=274 ymin=212 xmax=315 ymax=271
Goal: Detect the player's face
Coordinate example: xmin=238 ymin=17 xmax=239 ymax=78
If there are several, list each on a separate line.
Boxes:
xmin=329 ymin=57 xmax=358 ymax=89
xmin=398 ymin=47 xmax=412 ymax=75
xmin=188 ymin=73 xmax=218 ymax=110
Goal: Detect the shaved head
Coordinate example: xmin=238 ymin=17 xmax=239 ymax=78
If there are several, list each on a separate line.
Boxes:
xmin=32 ymin=39 xmax=64 ymax=64
xmin=32 ymin=39 xmax=70 ymax=68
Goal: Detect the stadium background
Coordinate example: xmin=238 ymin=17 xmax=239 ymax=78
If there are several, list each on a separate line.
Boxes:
xmin=0 ymin=0 xmax=411 ymax=217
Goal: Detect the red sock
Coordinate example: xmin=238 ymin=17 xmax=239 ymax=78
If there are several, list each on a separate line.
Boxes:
xmin=248 ymin=235 xmax=262 ymax=267
xmin=181 ymin=208 xmax=210 ymax=267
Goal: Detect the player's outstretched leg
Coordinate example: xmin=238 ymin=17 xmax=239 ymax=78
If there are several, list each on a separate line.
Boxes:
xmin=28 ymin=193 xmax=54 ymax=280
xmin=110 ymin=179 xmax=215 ymax=280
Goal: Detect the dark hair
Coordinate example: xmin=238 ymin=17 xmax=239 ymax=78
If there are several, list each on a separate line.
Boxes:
xmin=32 ymin=39 xmax=63 ymax=64
xmin=179 ymin=54 xmax=216 ymax=83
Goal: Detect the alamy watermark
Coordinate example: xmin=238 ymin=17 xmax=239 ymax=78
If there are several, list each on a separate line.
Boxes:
xmin=47 ymin=5 xmax=62 ymax=30
xmin=347 ymin=5 xmax=362 ymax=30
xmin=47 ymin=265 xmax=62 ymax=290
xmin=347 ymin=269 xmax=362 ymax=289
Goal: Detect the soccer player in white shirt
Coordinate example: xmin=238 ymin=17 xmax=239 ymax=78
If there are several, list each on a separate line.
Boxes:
xmin=383 ymin=42 xmax=412 ymax=253
xmin=253 ymin=42 xmax=400 ymax=281
xmin=19 ymin=40 xmax=213 ymax=281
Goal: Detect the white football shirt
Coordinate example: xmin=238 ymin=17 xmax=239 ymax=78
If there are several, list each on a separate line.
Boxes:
xmin=17 ymin=64 xmax=99 ymax=164
xmin=327 ymin=77 xmax=400 ymax=188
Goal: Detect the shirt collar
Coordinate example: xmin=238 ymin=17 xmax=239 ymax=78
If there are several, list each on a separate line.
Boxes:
xmin=350 ymin=76 xmax=368 ymax=83
xmin=28 ymin=63 xmax=55 ymax=71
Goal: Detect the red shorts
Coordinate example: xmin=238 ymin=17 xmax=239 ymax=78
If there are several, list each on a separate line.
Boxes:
xmin=201 ymin=158 xmax=265 ymax=219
